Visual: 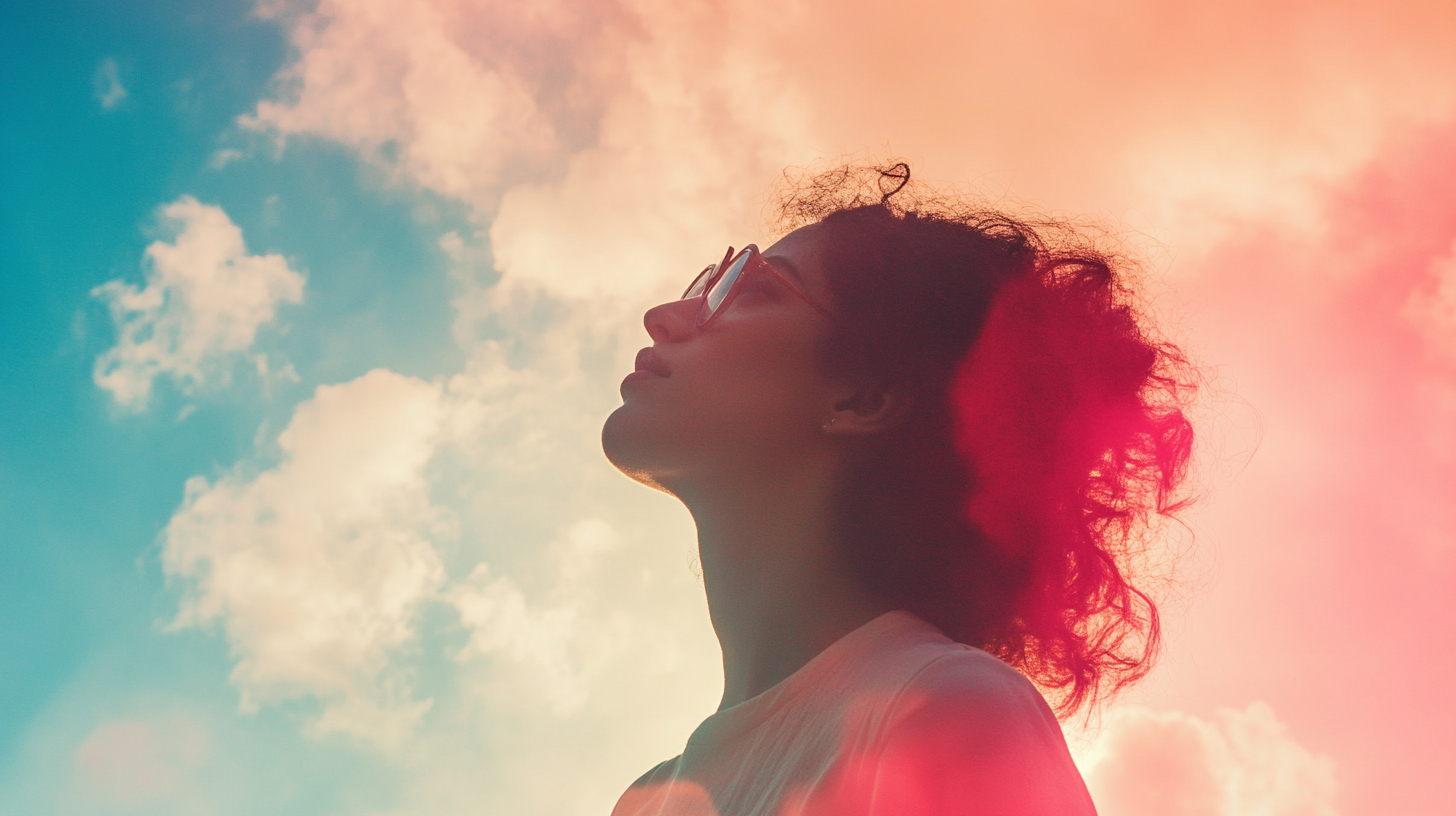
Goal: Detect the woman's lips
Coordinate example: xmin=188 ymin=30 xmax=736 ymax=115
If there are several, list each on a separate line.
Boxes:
xmin=634 ymin=347 xmax=671 ymax=377
xmin=622 ymin=347 xmax=671 ymax=390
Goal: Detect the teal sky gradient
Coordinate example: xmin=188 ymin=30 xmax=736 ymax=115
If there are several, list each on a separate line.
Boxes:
xmin=2 ymin=2 xmax=465 ymax=808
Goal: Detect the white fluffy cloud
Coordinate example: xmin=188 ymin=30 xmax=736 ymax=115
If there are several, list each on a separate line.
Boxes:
xmin=244 ymin=0 xmax=819 ymax=306
xmin=448 ymin=518 xmax=632 ymax=715
xmin=244 ymin=0 xmax=574 ymax=211
xmin=148 ymin=210 xmax=734 ymax=814
xmin=1077 ymin=702 xmax=1339 ymax=816
xmin=162 ymin=369 xmax=448 ymax=744
xmin=159 ymin=297 xmax=715 ymax=749
xmin=92 ymin=196 xmax=304 ymax=410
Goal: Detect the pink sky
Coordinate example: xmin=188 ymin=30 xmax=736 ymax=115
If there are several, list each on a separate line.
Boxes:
xmin=1141 ymin=119 xmax=1456 ymax=816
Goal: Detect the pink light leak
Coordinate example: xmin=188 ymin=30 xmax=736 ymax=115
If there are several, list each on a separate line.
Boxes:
xmin=1142 ymin=121 xmax=1456 ymax=816
xmin=765 ymin=6 xmax=1456 ymax=811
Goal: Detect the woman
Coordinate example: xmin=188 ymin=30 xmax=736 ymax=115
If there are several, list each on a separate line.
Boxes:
xmin=602 ymin=163 xmax=1194 ymax=816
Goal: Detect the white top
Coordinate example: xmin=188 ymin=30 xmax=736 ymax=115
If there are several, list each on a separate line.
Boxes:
xmin=611 ymin=611 xmax=1097 ymax=816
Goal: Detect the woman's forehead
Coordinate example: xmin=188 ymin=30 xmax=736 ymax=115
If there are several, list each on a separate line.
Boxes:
xmin=763 ymin=224 xmax=827 ymax=289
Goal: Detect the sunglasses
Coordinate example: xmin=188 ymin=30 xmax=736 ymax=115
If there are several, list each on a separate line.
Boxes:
xmin=680 ymin=245 xmax=836 ymax=328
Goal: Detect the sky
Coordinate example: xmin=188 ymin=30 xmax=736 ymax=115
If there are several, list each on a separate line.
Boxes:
xmin=1 ymin=0 xmax=1454 ymax=814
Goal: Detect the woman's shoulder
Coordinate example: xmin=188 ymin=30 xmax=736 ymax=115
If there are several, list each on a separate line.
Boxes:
xmin=898 ymin=646 xmax=1059 ymax=722
xmin=870 ymin=614 xmax=1060 ymax=729
xmin=869 ymin=646 xmax=1096 ymax=815
xmin=628 ymin=756 xmax=681 ymax=788
xmin=883 ymin=644 xmax=1070 ymax=758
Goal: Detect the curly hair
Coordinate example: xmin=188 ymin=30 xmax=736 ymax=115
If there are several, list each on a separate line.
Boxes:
xmin=770 ymin=162 xmax=1196 ymax=715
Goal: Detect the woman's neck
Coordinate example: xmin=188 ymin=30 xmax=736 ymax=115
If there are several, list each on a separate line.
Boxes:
xmin=684 ymin=463 xmax=893 ymax=711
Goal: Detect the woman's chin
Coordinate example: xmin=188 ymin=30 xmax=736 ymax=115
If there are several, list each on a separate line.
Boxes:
xmin=601 ymin=406 xmax=675 ymax=491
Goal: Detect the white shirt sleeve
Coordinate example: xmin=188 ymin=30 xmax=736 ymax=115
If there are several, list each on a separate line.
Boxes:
xmin=864 ymin=652 xmax=1098 ymax=816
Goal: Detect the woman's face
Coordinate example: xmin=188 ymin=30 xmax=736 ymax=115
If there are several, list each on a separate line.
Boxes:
xmin=602 ymin=224 xmax=842 ymax=493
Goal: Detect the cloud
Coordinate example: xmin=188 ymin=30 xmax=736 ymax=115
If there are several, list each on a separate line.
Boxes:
xmin=158 ymin=269 xmax=722 ymax=816
xmin=773 ymin=0 xmax=1456 ymax=249
xmin=209 ymin=148 xmax=246 ymax=169
xmin=162 ymin=369 xmax=448 ymax=744
xmin=1077 ymin=702 xmax=1339 ymax=816
xmin=448 ymin=518 xmax=632 ymax=715
xmin=157 ymin=310 xmax=676 ymax=744
xmin=93 ymin=57 xmax=128 ymax=111
xmin=242 ymin=0 xmax=594 ymax=211
xmin=244 ymin=0 xmax=1456 ymax=268
xmin=92 ymin=196 xmax=304 ymax=410
xmin=242 ymin=0 xmax=821 ymax=306
xmin=429 ymin=281 xmax=713 ymax=731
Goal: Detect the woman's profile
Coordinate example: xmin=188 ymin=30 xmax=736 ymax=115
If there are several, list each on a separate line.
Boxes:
xmin=601 ymin=163 xmax=1195 ymax=816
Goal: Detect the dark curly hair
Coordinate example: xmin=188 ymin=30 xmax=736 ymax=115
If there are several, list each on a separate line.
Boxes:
xmin=770 ymin=162 xmax=1196 ymax=715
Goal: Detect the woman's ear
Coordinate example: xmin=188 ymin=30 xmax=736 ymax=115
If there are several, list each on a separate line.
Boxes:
xmin=822 ymin=384 xmax=912 ymax=436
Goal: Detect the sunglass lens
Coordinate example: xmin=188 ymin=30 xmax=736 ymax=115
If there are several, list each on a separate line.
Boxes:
xmin=682 ymin=265 xmax=716 ymax=299
xmin=705 ymin=251 xmax=750 ymax=317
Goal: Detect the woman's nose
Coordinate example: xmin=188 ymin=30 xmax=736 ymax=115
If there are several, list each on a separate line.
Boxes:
xmin=644 ymin=298 xmax=699 ymax=343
